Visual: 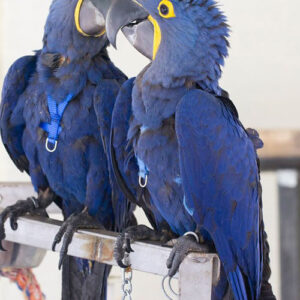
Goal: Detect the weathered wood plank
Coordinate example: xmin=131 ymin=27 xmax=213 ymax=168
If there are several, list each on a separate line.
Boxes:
xmin=179 ymin=253 xmax=220 ymax=300
xmin=0 ymin=210 xmax=219 ymax=281
xmin=259 ymin=130 xmax=300 ymax=159
xmin=258 ymin=130 xmax=300 ymax=170
xmin=0 ymin=182 xmax=221 ymax=299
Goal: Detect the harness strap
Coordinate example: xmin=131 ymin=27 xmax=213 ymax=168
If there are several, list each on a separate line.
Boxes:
xmin=40 ymin=94 xmax=73 ymax=152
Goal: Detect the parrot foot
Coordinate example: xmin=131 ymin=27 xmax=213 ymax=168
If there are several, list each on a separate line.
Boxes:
xmin=114 ymin=225 xmax=174 ymax=268
xmin=166 ymin=234 xmax=209 ymax=277
xmin=52 ymin=208 xmax=102 ymax=270
xmin=0 ymin=188 xmax=52 ymax=251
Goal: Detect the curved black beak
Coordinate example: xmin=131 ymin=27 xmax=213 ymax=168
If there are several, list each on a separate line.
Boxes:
xmin=105 ymin=0 xmax=154 ymax=60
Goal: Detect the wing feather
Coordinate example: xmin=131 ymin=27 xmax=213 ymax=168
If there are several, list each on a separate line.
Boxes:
xmin=176 ymin=89 xmax=262 ymax=299
xmin=0 ymin=54 xmax=38 ymax=173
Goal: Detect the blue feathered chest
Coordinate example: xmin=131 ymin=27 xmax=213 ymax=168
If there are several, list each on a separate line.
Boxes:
xmin=21 ymin=73 xmax=103 ymax=207
xmin=129 ymin=80 xmax=196 ymax=235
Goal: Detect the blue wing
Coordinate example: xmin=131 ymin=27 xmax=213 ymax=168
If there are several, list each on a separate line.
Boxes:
xmin=110 ymin=78 xmax=167 ymax=230
xmin=0 ymin=54 xmax=38 ymax=173
xmin=176 ymin=89 xmax=262 ymax=300
xmin=94 ymin=78 xmax=137 ymax=230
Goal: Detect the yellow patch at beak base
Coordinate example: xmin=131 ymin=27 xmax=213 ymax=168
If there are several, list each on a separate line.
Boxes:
xmin=148 ymin=15 xmax=161 ymax=60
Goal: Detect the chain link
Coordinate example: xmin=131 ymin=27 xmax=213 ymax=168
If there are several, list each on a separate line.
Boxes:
xmin=121 ymin=253 xmax=133 ymax=300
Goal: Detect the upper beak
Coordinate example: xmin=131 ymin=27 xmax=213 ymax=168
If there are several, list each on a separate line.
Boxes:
xmin=89 ymin=0 xmax=112 ymax=15
xmin=105 ymin=0 xmax=149 ymax=48
xmin=75 ymin=0 xmax=112 ymax=37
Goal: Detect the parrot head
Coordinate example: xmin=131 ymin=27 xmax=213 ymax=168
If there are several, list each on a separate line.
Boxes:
xmin=41 ymin=0 xmax=113 ymax=67
xmin=38 ymin=0 xmax=116 ymax=98
xmin=105 ymin=0 xmax=229 ymax=93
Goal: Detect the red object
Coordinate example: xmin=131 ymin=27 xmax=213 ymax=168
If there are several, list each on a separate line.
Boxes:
xmin=0 ymin=268 xmax=45 ymax=300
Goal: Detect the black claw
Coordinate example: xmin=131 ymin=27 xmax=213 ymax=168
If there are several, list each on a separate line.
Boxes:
xmin=58 ymin=228 xmax=74 ymax=269
xmin=58 ymin=255 xmax=65 ymax=270
xmin=52 ymin=240 xmax=58 ymax=252
xmin=10 ymin=217 xmax=18 ymax=231
xmin=166 ymin=235 xmax=209 ymax=277
xmin=0 ymin=197 xmax=47 ymax=249
xmin=0 ymin=242 xmax=7 ymax=252
xmin=53 ymin=209 xmax=100 ymax=269
xmin=114 ymin=225 xmax=168 ymax=269
xmin=168 ymin=268 xmax=177 ymax=278
xmin=57 ymin=236 xmax=70 ymax=270
xmin=117 ymin=259 xmax=130 ymax=269
xmin=125 ymin=237 xmax=134 ymax=253
xmin=52 ymin=233 xmax=63 ymax=252
xmin=58 ymin=247 xmax=67 ymax=270
xmin=52 ymin=222 xmax=68 ymax=252
xmin=166 ymin=252 xmax=175 ymax=269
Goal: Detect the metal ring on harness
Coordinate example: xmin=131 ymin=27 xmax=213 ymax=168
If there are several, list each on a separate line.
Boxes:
xmin=29 ymin=197 xmax=39 ymax=209
xmin=138 ymin=174 xmax=148 ymax=188
xmin=183 ymin=231 xmax=200 ymax=243
xmin=45 ymin=138 xmax=57 ymax=153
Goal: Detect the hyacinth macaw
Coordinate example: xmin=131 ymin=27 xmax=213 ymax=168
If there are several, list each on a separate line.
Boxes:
xmin=0 ymin=0 xmax=134 ymax=299
xmin=104 ymin=0 xmax=276 ymax=299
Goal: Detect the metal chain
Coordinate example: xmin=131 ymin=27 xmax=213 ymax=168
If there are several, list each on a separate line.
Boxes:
xmin=121 ymin=253 xmax=133 ymax=300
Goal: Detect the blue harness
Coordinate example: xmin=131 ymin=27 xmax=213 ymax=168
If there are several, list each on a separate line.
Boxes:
xmin=40 ymin=94 xmax=73 ymax=152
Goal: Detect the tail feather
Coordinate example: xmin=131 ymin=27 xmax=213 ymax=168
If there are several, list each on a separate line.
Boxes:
xmin=228 ymin=267 xmax=248 ymax=300
xmin=258 ymin=281 xmax=276 ymax=300
xmin=62 ymin=256 xmax=111 ymax=300
xmin=258 ymin=230 xmax=276 ymax=300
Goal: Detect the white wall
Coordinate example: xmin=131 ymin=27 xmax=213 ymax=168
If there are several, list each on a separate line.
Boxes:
xmin=1 ymin=0 xmax=299 ymax=298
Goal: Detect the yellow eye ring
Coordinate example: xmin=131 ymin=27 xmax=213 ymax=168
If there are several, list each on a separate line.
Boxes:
xmin=158 ymin=0 xmax=176 ymax=19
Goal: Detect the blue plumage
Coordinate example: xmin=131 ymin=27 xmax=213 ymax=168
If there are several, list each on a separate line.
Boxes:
xmin=176 ymin=90 xmax=262 ymax=299
xmin=109 ymin=0 xmax=275 ymax=299
xmin=0 ymin=0 xmax=131 ymax=298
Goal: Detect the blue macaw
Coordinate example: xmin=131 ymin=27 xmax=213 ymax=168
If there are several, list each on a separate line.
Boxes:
xmin=0 ymin=0 xmax=134 ymax=298
xmin=104 ymin=0 xmax=276 ymax=299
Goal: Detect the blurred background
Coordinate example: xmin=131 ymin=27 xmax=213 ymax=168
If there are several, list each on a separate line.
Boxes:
xmin=0 ymin=0 xmax=299 ymax=299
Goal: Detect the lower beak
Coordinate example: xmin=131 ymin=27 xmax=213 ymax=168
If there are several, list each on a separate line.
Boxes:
xmin=75 ymin=0 xmax=110 ymax=37
xmin=106 ymin=0 xmax=154 ymax=60
xmin=121 ymin=19 xmax=154 ymax=60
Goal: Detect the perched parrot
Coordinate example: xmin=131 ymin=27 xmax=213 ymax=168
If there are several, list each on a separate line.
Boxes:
xmin=104 ymin=0 xmax=276 ymax=299
xmin=0 ymin=0 xmax=134 ymax=299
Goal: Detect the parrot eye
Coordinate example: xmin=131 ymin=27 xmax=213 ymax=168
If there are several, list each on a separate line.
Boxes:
xmin=160 ymin=4 xmax=169 ymax=15
xmin=158 ymin=0 xmax=176 ymax=19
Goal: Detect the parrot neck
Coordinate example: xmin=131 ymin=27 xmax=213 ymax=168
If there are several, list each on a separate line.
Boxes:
xmin=37 ymin=49 xmax=111 ymax=102
xmin=144 ymin=41 xmax=223 ymax=95
xmin=132 ymin=64 xmax=190 ymax=129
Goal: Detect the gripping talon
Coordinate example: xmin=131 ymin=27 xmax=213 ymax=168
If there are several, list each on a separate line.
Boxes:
xmin=0 ymin=242 xmax=7 ymax=252
xmin=10 ymin=217 xmax=18 ymax=231
xmin=166 ymin=234 xmax=209 ymax=277
xmin=125 ymin=237 xmax=134 ymax=253
xmin=52 ymin=231 xmax=64 ymax=251
xmin=117 ymin=260 xmax=130 ymax=269
xmin=114 ymin=225 xmax=174 ymax=271
xmin=52 ymin=240 xmax=58 ymax=252
xmin=52 ymin=218 xmax=70 ymax=252
xmin=52 ymin=209 xmax=100 ymax=269
xmin=58 ymin=252 xmax=66 ymax=270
